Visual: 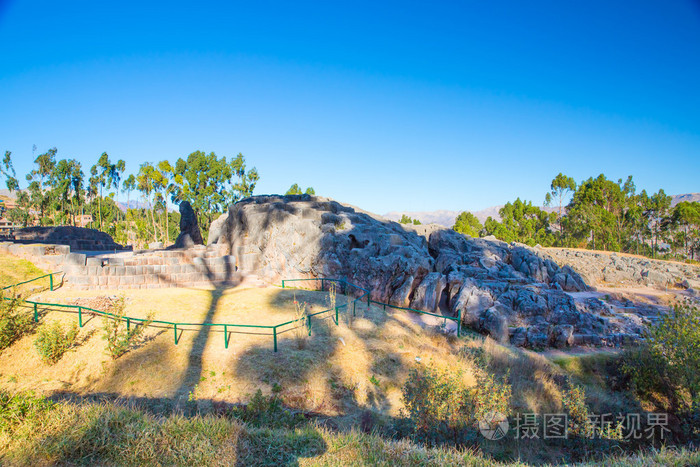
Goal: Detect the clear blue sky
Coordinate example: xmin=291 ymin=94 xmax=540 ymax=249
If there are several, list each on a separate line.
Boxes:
xmin=1 ymin=1 xmax=699 ymax=214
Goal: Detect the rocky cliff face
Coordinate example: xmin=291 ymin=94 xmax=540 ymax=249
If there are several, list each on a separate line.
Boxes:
xmin=208 ymin=195 xmax=647 ymax=348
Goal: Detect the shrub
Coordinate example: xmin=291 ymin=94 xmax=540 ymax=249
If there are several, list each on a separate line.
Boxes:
xmin=230 ymin=387 xmax=305 ymax=429
xmin=0 ymin=294 xmax=33 ymax=352
xmin=102 ymin=297 xmax=153 ymax=359
xmin=401 ymin=363 xmax=474 ymax=445
xmin=472 ymin=370 xmax=512 ymax=426
xmin=562 ymin=383 xmax=622 ymax=441
xmin=562 ymin=384 xmax=593 ymax=438
xmin=624 ymin=304 xmax=700 ymax=416
xmin=34 ymin=321 xmax=79 ymax=364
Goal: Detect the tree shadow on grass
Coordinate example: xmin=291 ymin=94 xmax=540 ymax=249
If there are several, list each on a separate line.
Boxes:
xmin=18 ymin=391 xmax=327 ymax=466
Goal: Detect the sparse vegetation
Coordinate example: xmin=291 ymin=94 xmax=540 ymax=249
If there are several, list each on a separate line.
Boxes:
xmin=292 ymin=293 xmax=309 ymax=350
xmin=33 ymin=321 xmax=79 ymax=364
xmin=230 ymin=387 xmax=306 ymax=429
xmin=623 ymin=303 xmax=700 ymax=438
xmin=102 ymin=296 xmax=153 ymax=359
xmin=0 ymin=295 xmax=33 ymax=352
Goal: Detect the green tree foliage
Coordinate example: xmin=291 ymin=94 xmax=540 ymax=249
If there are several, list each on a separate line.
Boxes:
xmin=171 ymin=151 xmax=259 ymax=239
xmin=565 ymin=175 xmax=638 ymax=251
xmin=452 ymin=212 xmax=482 ymax=237
xmin=285 ymin=183 xmax=315 ymax=196
xmin=671 ymin=202 xmax=700 ymax=260
xmin=544 ymin=173 xmax=576 ymax=236
xmin=399 ymin=214 xmax=421 ymax=225
xmin=483 ymin=199 xmax=556 ymax=246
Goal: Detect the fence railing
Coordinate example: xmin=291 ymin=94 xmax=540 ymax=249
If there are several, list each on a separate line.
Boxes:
xmin=1 ymin=271 xmax=62 ymax=292
xmin=2 ymin=274 xmax=462 ymax=352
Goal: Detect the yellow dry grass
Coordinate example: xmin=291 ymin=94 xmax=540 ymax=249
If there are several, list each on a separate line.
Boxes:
xmin=0 ymin=253 xmax=636 ymax=432
xmin=0 ymin=274 xmax=476 ymax=424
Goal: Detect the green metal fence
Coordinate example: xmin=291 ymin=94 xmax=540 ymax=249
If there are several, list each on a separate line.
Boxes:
xmin=2 ymin=273 xmax=461 ymax=352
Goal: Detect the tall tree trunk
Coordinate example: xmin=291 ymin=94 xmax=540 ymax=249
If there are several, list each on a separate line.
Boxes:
xmin=150 ymin=196 xmax=157 ymax=242
xmin=98 ymin=185 xmax=103 ymax=230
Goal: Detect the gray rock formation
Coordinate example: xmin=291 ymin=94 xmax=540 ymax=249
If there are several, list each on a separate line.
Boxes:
xmin=209 ymin=195 xmax=644 ymax=348
xmin=542 ymin=249 xmax=700 ymax=289
xmin=174 ymin=201 xmax=204 ymax=249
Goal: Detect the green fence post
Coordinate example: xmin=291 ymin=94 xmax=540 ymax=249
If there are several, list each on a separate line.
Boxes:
xmin=33 ymin=303 xmax=38 ymax=322
xmin=321 ymin=278 xmax=325 ymax=291
xmin=367 ymin=293 xmax=370 ymax=306
xmin=49 ymin=274 xmax=53 ymax=291
xmin=307 ymin=315 xmax=312 ymax=336
xmin=78 ymin=306 xmax=83 ymax=327
xmin=224 ymin=325 xmax=229 ymax=349
xmin=383 ymin=303 xmax=386 ymax=311
xmin=457 ymin=309 xmax=462 ymax=337
xmin=174 ymin=324 xmax=178 ymax=345
xmin=273 ymin=327 xmax=278 ymax=352
xmin=335 ymin=306 xmax=339 ymax=325
xmin=353 ymin=300 xmax=356 ymax=317
xmin=282 ymin=280 xmax=285 ymax=289
xmin=126 ymin=318 xmax=130 ymax=331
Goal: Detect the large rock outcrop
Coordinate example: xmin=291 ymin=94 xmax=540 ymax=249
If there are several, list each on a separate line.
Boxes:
xmin=208 ymin=195 xmax=640 ymax=348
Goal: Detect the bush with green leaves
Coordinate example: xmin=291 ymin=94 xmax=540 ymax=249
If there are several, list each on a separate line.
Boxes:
xmin=623 ymin=303 xmax=700 ymax=438
xmin=34 ymin=321 xmax=79 ymax=364
xmin=401 ymin=363 xmax=473 ymax=445
xmin=102 ymin=297 xmax=153 ymax=359
xmin=624 ymin=304 xmax=700 ymax=408
xmin=0 ymin=295 xmax=33 ymax=352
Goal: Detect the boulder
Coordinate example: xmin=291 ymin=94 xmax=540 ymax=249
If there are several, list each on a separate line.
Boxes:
xmin=480 ymin=308 xmax=509 ymax=343
xmin=552 ymin=324 xmax=574 ymax=348
xmin=174 ymin=201 xmax=204 ymax=249
xmin=206 ymin=195 xmax=662 ymax=347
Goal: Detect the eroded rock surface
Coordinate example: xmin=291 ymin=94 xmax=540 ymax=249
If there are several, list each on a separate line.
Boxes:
xmin=210 ymin=195 xmax=656 ymax=348
xmin=541 ymin=248 xmax=700 ymax=290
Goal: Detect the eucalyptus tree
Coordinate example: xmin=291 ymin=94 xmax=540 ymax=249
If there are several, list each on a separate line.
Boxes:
xmin=136 ymin=162 xmax=158 ymax=242
xmin=172 ymin=151 xmax=259 ymax=236
xmin=645 ymin=189 xmax=672 ymax=258
xmin=544 ymin=173 xmax=576 ymax=237
xmin=1 ymin=151 xmax=19 ymax=193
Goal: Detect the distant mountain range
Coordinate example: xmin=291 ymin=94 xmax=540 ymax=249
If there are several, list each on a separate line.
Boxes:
xmin=384 ymin=193 xmax=700 ymax=227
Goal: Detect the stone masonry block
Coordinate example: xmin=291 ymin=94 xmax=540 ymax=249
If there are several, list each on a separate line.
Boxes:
xmin=66 ymin=253 xmax=87 ymax=266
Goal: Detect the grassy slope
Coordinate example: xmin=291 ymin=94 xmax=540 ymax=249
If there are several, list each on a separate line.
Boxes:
xmin=1 ymin=396 xmax=699 ymax=466
xmin=0 ymin=253 xmax=698 ymax=465
xmin=0 ymin=255 xmax=46 ymax=294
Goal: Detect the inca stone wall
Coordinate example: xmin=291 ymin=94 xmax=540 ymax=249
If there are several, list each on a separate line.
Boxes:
xmin=11 ymin=226 xmax=129 ymax=251
xmin=0 ymin=242 xmax=237 ymax=290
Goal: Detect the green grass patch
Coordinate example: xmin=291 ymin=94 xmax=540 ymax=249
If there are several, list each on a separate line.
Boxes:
xmin=0 ymin=255 xmax=45 ymax=291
